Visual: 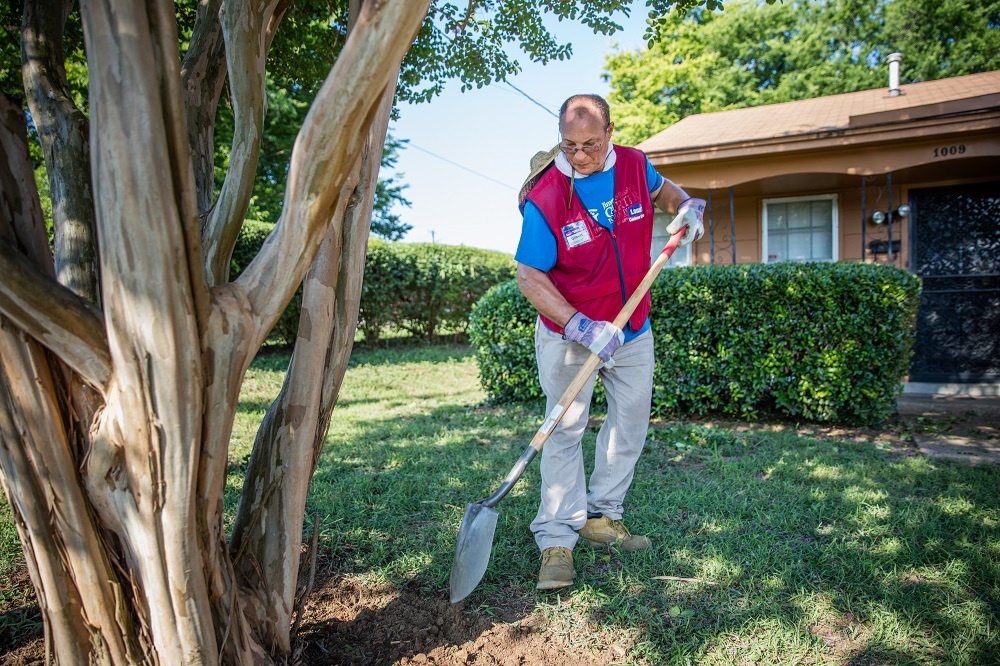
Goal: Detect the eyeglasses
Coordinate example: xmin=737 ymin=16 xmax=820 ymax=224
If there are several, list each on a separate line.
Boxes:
xmin=560 ymin=139 xmax=604 ymax=155
xmin=560 ymin=141 xmax=603 ymax=155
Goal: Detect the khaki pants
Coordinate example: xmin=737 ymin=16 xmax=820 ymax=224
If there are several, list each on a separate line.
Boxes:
xmin=529 ymin=318 xmax=654 ymax=552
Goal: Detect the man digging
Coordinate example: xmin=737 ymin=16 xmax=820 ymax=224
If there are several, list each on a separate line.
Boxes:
xmin=515 ymin=93 xmax=704 ymax=590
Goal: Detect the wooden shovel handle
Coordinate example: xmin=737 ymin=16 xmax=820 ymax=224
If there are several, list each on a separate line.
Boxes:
xmin=480 ymin=231 xmax=685 ymax=509
xmin=527 ymin=230 xmax=684 ymax=453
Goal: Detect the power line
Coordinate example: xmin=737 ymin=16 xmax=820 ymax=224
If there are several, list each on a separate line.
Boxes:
xmin=501 ymin=81 xmax=560 ymax=118
xmin=407 ymin=143 xmax=517 ymax=191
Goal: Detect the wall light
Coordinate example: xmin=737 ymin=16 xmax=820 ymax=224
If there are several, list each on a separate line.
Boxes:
xmin=871 ymin=204 xmax=910 ymax=224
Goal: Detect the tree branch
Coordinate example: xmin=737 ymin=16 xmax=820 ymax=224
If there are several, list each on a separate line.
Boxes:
xmin=181 ymin=0 xmax=227 ymax=215
xmin=0 ymin=326 xmax=133 ymax=662
xmin=0 ymin=91 xmax=110 ymax=388
xmin=21 ymin=0 xmax=101 ymax=304
xmin=236 ymin=0 xmax=432 ymax=351
xmin=230 ymin=63 xmax=397 ymax=652
xmin=0 ymin=244 xmax=111 ymax=390
xmin=79 ymin=1 xmax=216 ymax=660
xmin=201 ymin=0 xmax=288 ymax=285
xmin=0 ymin=92 xmax=52 ymax=276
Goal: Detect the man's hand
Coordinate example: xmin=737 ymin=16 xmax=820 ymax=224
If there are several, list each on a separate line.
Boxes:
xmin=666 ymin=197 xmax=706 ymax=247
xmin=563 ymin=312 xmax=624 ymax=362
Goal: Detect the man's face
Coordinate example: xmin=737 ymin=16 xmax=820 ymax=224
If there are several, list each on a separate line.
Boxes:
xmin=559 ymin=110 xmax=611 ymax=176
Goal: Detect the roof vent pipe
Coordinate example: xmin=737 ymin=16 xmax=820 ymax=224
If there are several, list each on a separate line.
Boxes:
xmin=888 ymin=52 xmax=902 ymax=97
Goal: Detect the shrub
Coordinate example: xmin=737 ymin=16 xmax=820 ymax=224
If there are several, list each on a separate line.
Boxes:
xmin=360 ymin=241 xmax=515 ymax=344
xmin=470 ymin=262 xmax=921 ymax=425
xmin=231 ymin=225 xmax=515 ymax=347
xmin=652 ymin=261 xmax=921 ymax=424
xmin=468 ymin=280 xmax=542 ymax=404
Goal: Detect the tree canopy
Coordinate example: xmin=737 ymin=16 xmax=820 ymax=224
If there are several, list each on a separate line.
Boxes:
xmin=606 ymin=0 xmax=1000 ymax=145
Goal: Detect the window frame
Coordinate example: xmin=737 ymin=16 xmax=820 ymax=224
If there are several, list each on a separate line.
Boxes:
xmin=761 ymin=194 xmax=839 ymax=263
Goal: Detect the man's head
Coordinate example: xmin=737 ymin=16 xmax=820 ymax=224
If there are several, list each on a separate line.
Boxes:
xmin=558 ymin=94 xmax=613 ymax=176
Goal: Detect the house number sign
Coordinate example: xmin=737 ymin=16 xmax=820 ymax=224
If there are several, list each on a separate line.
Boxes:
xmin=933 ymin=144 xmax=966 ymax=157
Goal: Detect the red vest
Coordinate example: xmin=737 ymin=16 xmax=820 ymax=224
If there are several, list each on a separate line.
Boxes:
xmin=527 ymin=145 xmax=653 ymax=334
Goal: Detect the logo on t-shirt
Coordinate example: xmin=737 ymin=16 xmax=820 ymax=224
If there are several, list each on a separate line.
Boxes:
xmin=626 ymin=202 xmax=644 ymax=222
xmin=561 ymin=220 xmax=592 ymax=248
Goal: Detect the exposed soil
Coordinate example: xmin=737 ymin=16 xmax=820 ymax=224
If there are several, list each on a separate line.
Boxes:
xmin=2 ymin=408 xmax=995 ymax=665
xmin=1 ymin=568 xmax=618 ymax=666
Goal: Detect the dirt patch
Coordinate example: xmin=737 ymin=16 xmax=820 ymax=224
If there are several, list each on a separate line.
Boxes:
xmin=1 ymin=570 xmax=622 ymax=666
xmin=806 ymin=612 xmax=870 ymax=660
xmin=293 ymin=576 xmax=621 ymax=665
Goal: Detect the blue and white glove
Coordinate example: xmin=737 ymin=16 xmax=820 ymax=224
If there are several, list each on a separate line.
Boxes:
xmin=666 ymin=197 xmax=706 ymax=247
xmin=563 ymin=311 xmax=624 ymax=363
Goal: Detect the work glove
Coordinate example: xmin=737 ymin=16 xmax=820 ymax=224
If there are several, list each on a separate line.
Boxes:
xmin=666 ymin=197 xmax=706 ymax=247
xmin=563 ymin=311 xmax=624 ymax=363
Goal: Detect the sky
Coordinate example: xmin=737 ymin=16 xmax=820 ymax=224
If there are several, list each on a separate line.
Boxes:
xmin=386 ymin=11 xmax=653 ymax=256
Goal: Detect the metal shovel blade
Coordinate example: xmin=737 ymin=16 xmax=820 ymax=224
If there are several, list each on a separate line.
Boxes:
xmin=449 ymin=502 xmax=499 ymax=603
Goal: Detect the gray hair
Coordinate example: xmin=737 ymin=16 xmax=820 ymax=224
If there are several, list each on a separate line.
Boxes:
xmin=559 ymin=94 xmax=612 ymax=128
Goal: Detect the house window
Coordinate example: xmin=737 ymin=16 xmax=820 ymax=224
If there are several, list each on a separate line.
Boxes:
xmin=762 ymin=195 xmax=838 ymax=263
xmin=651 ymin=213 xmax=692 ymax=267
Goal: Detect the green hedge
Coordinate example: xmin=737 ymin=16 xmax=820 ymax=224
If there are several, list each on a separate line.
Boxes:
xmin=468 ymin=262 xmax=921 ymax=426
xmin=359 ymin=240 xmax=515 ymax=344
xmin=231 ymin=223 xmax=515 ymax=346
xmin=468 ymin=280 xmax=544 ymax=403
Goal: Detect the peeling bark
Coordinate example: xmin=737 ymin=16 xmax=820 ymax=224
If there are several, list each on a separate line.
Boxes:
xmin=201 ymin=0 xmax=286 ymax=285
xmin=229 ymin=71 xmax=396 ymax=650
xmin=21 ymin=0 xmax=100 ymax=304
xmin=1 ymin=88 xmax=132 ymax=665
xmin=181 ymin=0 xmax=228 ymax=215
xmin=0 ymin=0 xmax=432 ymax=662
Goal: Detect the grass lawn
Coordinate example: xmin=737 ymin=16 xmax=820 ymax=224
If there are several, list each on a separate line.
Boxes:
xmin=3 ymin=343 xmax=999 ymax=663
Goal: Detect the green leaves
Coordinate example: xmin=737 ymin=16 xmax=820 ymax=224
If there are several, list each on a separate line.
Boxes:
xmin=468 ymin=280 xmax=543 ymax=403
xmin=469 ymin=262 xmax=921 ymax=425
xmin=605 ymin=0 xmax=1000 ymax=146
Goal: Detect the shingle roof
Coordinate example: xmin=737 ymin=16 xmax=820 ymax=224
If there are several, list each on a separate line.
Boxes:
xmin=638 ymin=70 xmax=1000 ymax=154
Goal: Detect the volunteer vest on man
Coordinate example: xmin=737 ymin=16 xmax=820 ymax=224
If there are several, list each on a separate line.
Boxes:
xmin=524 ymin=145 xmax=653 ymax=335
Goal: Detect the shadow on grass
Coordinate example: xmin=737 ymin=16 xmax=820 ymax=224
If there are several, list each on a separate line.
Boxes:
xmin=276 ymin=389 xmax=1000 ymax=663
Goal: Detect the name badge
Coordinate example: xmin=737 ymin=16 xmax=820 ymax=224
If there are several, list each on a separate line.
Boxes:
xmin=561 ymin=220 xmax=592 ymax=248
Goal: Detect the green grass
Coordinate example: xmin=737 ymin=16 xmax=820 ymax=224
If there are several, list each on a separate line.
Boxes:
xmin=3 ymin=343 xmax=1000 ymax=664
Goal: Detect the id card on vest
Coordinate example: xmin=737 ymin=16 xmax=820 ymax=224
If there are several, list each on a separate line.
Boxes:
xmin=561 ymin=219 xmax=593 ymax=248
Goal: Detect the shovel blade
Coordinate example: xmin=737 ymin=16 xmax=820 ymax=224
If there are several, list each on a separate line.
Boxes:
xmin=450 ymin=502 xmax=499 ymax=603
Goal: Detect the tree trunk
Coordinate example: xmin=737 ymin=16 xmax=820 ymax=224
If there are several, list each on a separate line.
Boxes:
xmin=21 ymin=0 xmax=101 ymax=305
xmin=230 ymin=67 xmax=398 ymax=653
xmin=0 ymin=0 xmax=432 ymax=663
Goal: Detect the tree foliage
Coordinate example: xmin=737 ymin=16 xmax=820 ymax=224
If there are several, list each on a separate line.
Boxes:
xmin=606 ymin=0 xmax=1000 ymax=145
xmin=0 ymin=2 xmax=698 ymax=663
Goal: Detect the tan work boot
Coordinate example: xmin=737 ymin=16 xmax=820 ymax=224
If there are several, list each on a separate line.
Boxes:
xmin=579 ymin=515 xmax=651 ymax=551
xmin=537 ymin=546 xmax=576 ymax=590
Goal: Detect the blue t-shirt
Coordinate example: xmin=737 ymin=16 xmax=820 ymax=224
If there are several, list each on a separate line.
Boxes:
xmin=515 ymin=156 xmax=663 ymax=340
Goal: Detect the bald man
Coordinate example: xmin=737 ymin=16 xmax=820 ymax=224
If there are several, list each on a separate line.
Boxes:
xmin=515 ymin=93 xmax=705 ymax=591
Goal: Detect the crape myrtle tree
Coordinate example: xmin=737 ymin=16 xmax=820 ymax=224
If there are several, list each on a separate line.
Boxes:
xmin=0 ymin=0 xmax=698 ymax=663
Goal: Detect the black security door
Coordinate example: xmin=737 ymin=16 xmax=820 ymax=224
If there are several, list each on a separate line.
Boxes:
xmin=908 ymin=182 xmax=1000 ymax=383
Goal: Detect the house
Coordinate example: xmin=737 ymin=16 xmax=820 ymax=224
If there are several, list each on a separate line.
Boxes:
xmin=638 ymin=66 xmax=1000 ymax=394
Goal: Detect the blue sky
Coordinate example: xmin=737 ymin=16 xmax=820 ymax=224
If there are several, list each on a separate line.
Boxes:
xmin=387 ymin=11 xmax=652 ymax=255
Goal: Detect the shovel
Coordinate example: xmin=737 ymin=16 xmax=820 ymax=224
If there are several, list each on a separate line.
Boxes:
xmin=450 ymin=230 xmax=686 ymax=603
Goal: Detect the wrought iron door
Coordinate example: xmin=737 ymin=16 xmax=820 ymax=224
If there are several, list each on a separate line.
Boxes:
xmin=909 ymin=182 xmax=1000 ymax=383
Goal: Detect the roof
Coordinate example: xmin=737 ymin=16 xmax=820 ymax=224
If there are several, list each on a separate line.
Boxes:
xmin=638 ymin=70 xmax=1000 ymax=154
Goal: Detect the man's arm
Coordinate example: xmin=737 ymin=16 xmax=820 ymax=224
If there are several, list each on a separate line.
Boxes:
xmin=651 ymin=179 xmax=690 ymax=215
xmin=516 ymin=262 xmax=576 ymax=327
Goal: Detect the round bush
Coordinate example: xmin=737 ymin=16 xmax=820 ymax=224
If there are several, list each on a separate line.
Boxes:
xmin=469 ymin=262 xmax=920 ymax=425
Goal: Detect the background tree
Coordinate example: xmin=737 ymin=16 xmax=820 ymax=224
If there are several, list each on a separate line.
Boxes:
xmin=606 ymin=0 xmax=1000 ymax=145
xmin=0 ymin=1 xmax=701 ymax=663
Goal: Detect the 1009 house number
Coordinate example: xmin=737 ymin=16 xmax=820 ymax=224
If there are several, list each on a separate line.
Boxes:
xmin=933 ymin=144 xmax=966 ymax=157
